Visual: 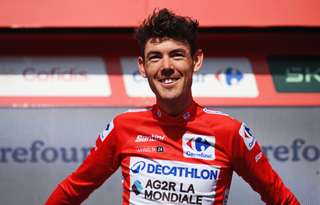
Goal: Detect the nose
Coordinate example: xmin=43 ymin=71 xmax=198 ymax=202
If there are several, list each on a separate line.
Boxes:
xmin=160 ymin=56 xmax=174 ymax=77
xmin=161 ymin=56 xmax=173 ymax=71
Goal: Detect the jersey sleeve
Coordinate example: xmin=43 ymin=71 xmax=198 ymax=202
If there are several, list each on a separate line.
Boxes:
xmin=45 ymin=119 xmax=121 ymax=205
xmin=231 ymin=122 xmax=300 ymax=205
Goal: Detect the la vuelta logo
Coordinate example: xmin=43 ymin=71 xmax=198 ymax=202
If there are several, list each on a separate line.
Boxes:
xmin=183 ymin=134 xmax=216 ymax=160
xmin=22 ymin=67 xmax=88 ymax=82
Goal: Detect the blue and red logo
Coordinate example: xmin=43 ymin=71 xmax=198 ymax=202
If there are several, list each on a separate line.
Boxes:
xmin=239 ymin=123 xmax=256 ymax=150
xmin=215 ymin=67 xmax=244 ymax=86
xmin=187 ymin=137 xmax=211 ymax=152
xmin=183 ymin=134 xmax=215 ymax=160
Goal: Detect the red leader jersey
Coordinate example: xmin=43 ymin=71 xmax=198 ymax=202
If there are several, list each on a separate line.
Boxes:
xmin=46 ymin=101 xmax=299 ymax=205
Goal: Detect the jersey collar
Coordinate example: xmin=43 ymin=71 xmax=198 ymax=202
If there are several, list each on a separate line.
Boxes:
xmin=152 ymin=100 xmax=198 ymax=123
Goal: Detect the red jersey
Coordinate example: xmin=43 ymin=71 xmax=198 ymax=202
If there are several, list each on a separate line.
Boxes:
xmin=46 ymin=101 xmax=299 ymax=205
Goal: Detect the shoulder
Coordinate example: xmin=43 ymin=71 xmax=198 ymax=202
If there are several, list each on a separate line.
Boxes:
xmin=99 ymin=106 xmax=153 ymax=142
xmin=201 ymin=107 xmax=231 ymax=118
xmin=198 ymin=106 xmax=236 ymax=122
xmin=196 ymin=106 xmax=242 ymax=133
xmin=112 ymin=106 xmax=153 ymax=126
xmin=124 ymin=107 xmax=153 ymax=115
xmin=198 ymin=106 xmax=257 ymax=150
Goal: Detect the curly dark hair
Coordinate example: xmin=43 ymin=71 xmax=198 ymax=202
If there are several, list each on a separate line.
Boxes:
xmin=134 ymin=8 xmax=199 ymax=61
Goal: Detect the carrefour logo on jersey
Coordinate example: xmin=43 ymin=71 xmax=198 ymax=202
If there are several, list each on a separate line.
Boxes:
xmin=182 ymin=134 xmax=215 ymax=160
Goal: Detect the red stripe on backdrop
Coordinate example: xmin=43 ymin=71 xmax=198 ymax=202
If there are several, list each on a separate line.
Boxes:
xmin=1 ymin=0 xmax=320 ymax=28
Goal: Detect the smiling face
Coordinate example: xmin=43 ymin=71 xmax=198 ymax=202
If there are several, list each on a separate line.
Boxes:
xmin=138 ymin=38 xmax=203 ymax=114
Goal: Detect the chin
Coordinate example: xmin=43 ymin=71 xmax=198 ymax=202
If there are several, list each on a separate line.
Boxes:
xmin=159 ymin=94 xmax=181 ymax=102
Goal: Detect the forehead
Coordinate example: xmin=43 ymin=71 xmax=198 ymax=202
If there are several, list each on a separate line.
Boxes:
xmin=144 ymin=38 xmax=191 ymax=53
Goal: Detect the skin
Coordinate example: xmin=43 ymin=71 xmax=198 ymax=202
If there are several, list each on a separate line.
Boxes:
xmin=138 ymin=38 xmax=203 ymax=116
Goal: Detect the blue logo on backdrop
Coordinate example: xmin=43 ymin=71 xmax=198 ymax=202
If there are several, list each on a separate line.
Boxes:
xmin=216 ymin=67 xmax=244 ymax=86
xmin=0 ymin=140 xmax=91 ymax=163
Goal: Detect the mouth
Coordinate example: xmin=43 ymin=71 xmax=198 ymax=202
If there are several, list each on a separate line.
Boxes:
xmin=159 ymin=78 xmax=179 ymax=84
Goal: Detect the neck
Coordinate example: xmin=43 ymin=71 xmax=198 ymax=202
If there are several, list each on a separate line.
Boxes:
xmin=156 ymin=95 xmax=193 ymax=117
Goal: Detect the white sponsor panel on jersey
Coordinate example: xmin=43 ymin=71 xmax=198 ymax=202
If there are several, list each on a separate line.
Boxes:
xmin=129 ymin=157 xmax=220 ymax=205
xmin=120 ymin=57 xmax=258 ymax=98
xmin=0 ymin=57 xmax=111 ymax=96
xmin=183 ymin=133 xmax=216 ymax=160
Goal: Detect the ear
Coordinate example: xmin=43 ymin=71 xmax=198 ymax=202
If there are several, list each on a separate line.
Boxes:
xmin=192 ymin=49 xmax=203 ymax=73
xmin=138 ymin=56 xmax=147 ymax=78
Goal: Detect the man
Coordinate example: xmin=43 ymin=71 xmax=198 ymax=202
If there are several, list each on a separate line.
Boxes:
xmin=46 ymin=8 xmax=300 ymax=204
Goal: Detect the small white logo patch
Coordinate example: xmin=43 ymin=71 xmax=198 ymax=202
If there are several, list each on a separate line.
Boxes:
xmin=100 ymin=120 xmax=114 ymax=142
xmin=255 ymin=150 xmax=263 ymax=162
xmin=239 ymin=123 xmax=256 ymax=150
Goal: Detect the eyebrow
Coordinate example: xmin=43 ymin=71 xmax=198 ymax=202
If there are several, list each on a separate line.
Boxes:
xmin=170 ymin=49 xmax=187 ymax=55
xmin=146 ymin=48 xmax=187 ymax=59
xmin=146 ymin=51 xmax=161 ymax=59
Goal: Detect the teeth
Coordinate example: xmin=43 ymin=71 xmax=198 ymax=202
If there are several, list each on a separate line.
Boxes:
xmin=164 ymin=79 xmax=174 ymax=84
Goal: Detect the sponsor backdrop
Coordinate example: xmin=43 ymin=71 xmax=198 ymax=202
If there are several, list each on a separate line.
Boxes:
xmin=0 ymin=37 xmax=319 ymax=204
xmin=0 ymin=106 xmax=319 ymax=204
xmin=1 ymin=56 xmax=320 ymax=107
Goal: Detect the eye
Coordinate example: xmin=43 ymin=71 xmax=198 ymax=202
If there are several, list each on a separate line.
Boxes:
xmin=148 ymin=55 xmax=161 ymax=61
xmin=172 ymin=53 xmax=184 ymax=58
